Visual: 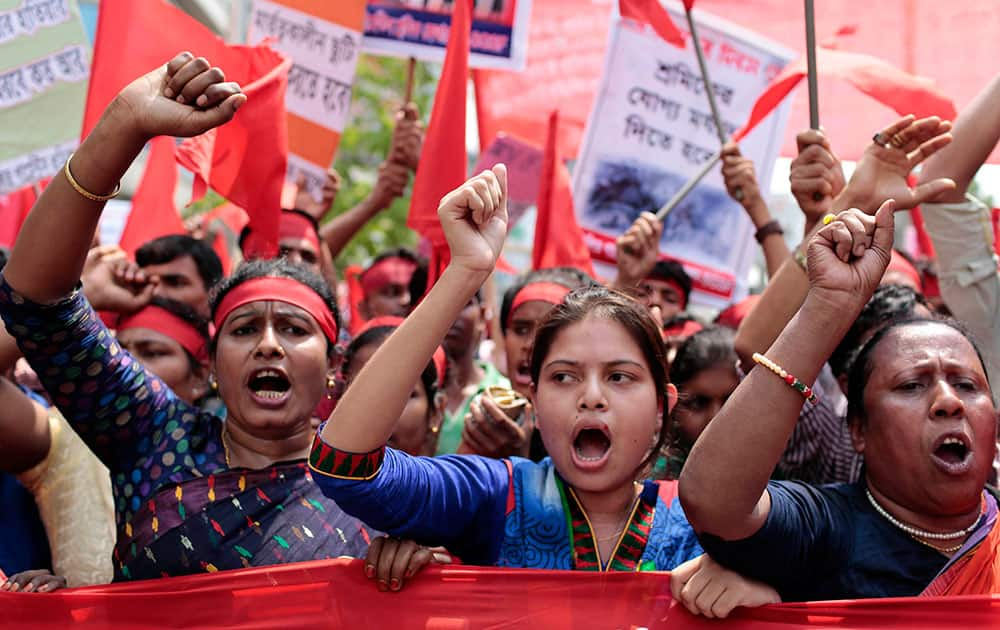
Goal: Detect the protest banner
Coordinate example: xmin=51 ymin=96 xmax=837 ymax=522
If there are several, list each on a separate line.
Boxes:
xmin=248 ymin=0 xmax=365 ymax=200
xmin=0 ymin=0 xmax=89 ymax=195
xmin=572 ymin=1 xmax=794 ymax=307
xmin=363 ymin=0 xmax=532 ymax=70
xmin=5 ymin=558 xmax=1000 ymax=629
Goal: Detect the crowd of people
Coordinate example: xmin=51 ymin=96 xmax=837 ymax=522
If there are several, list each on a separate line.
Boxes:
xmin=2 ymin=49 xmax=1000 ymax=619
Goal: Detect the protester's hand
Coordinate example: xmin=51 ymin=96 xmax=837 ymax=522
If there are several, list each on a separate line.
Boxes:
xmin=81 ymin=246 xmax=156 ymax=313
xmin=439 ymin=166 xmax=508 ymax=275
xmin=368 ymin=162 xmax=411 ymax=211
xmin=184 ymin=214 xmax=207 ymax=240
xmin=615 ymin=212 xmax=661 ymax=288
xmin=364 ymin=536 xmax=450 ymax=592
xmin=790 ymin=129 xmax=845 ymax=227
xmin=390 ymin=103 xmax=423 ymax=170
xmin=670 ymin=555 xmax=780 ymax=619
xmin=458 ymin=397 xmax=534 ymax=458
xmin=1 ymin=570 xmax=68 ymax=593
xmin=807 ymin=200 xmax=897 ymax=303
xmin=296 ymin=169 xmax=341 ymax=221
xmin=107 ymin=51 xmax=245 ymax=141
xmin=839 ymin=115 xmax=955 ymax=212
xmin=721 ymin=142 xmax=764 ymax=211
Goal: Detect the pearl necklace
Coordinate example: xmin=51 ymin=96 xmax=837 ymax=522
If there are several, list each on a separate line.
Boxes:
xmin=866 ymin=488 xmax=981 ymax=541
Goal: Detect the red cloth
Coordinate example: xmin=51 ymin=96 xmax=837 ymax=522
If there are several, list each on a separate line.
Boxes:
xmin=176 ymin=49 xmax=291 ymax=260
xmin=619 ymin=0 xmax=686 ymax=48
xmin=344 ymin=264 xmax=365 ymax=335
xmin=733 ymin=45 xmax=955 ymax=143
xmin=532 ymin=111 xmax=596 ymax=278
xmin=118 ymin=136 xmax=183 ymax=256
xmin=9 ymin=557 xmax=1000 ymax=629
xmin=408 ymin=0 xmax=471 ymax=287
xmin=909 ymin=205 xmax=937 ymax=260
xmin=213 ymin=277 xmax=338 ymax=343
xmin=683 ymin=0 xmax=697 ymax=10
xmin=473 ymin=0 xmax=611 ymax=159
xmin=117 ymin=304 xmax=208 ymax=362
xmin=0 ymin=179 xmax=47 ymax=249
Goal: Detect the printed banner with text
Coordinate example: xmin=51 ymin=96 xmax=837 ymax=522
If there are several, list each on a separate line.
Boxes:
xmin=6 ymin=558 xmax=1000 ymax=629
xmin=572 ymin=1 xmax=793 ymax=307
xmin=0 ymin=0 xmax=90 ymax=194
xmin=248 ymin=0 xmax=365 ymax=200
xmin=363 ymin=0 xmax=532 ymax=70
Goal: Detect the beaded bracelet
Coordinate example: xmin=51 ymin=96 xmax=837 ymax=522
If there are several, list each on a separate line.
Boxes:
xmin=751 ymin=352 xmax=818 ymax=405
xmin=64 ymin=153 xmax=121 ymax=202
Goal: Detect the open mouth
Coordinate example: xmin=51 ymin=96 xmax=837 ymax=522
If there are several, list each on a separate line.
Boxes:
xmin=247 ymin=368 xmax=291 ymax=401
xmin=571 ymin=425 xmax=612 ymax=470
xmin=512 ymin=362 xmax=532 ymax=386
xmin=931 ymin=434 xmax=973 ymax=475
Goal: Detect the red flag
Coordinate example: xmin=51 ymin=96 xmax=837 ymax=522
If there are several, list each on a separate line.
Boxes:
xmin=532 ymin=111 xmax=596 ymax=278
xmin=619 ymin=0 xmax=686 ymax=48
xmin=733 ymin=46 xmax=956 ymax=142
xmin=408 ymin=0 xmax=471 ymax=286
xmin=0 ymin=179 xmax=47 ymax=249
xmin=118 ymin=137 xmax=183 ymax=256
xmin=682 ymin=0 xmax=696 ymax=10
xmin=176 ymin=49 xmax=290 ymax=259
xmin=343 ymin=264 xmax=365 ymax=335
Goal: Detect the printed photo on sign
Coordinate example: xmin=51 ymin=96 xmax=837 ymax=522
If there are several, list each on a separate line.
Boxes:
xmin=363 ymin=0 xmax=532 ymax=70
xmin=572 ymin=1 xmax=793 ymax=307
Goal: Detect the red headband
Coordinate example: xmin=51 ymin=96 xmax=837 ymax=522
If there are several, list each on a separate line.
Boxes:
xmin=361 ymin=257 xmax=417 ymax=295
xmin=509 ymin=282 xmax=571 ymax=324
xmin=213 ymin=277 xmax=339 ymax=343
xmin=663 ymin=319 xmax=703 ymax=339
xmin=885 ymin=250 xmax=923 ymax=293
xmin=118 ymin=305 xmax=209 ymax=363
xmin=242 ymin=212 xmax=320 ymax=259
xmin=359 ymin=315 xmax=447 ymax=388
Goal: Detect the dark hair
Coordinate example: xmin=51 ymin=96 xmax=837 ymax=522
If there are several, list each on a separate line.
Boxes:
xmin=529 ymin=285 xmax=669 ymax=468
xmin=145 ymin=296 xmax=210 ymax=371
xmin=846 ymin=318 xmax=991 ymax=426
xmin=669 ymin=326 xmax=737 ymax=386
xmin=647 ymin=260 xmax=692 ymax=304
xmin=0 ymin=246 xmax=10 ymax=272
xmin=136 ymin=234 xmax=223 ymax=291
xmin=341 ymin=325 xmax=445 ymax=403
xmin=208 ymin=259 xmax=340 ymax=356
xmin=500 ymin=267 xmax=597 ymax=334
xmin=830 ymin=284 xmax=930 ymax=378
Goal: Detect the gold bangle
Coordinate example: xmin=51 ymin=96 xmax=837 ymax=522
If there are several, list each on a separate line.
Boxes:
xmin=63 ymin=153 xmax=121 ymax=202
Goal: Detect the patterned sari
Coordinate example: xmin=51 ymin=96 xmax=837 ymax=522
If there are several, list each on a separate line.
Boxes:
xmin=922 ymin=490 xmax=1000 ymax=596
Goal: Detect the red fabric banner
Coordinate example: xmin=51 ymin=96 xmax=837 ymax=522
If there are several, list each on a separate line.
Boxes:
xmin=619 ymin=0 xmax=686 ymax=48
xmin=407 ymin=0 xmax=471 ymax=286
xmin=0 ymin=179 xmax=48 ymax=249
xmin=533 ymin=111 xmax=596 ymax=277
xmin=732 ymin=46 xmax=956 ymax=143
xmin=6 ymin=559 xmax=1000 ymax=629
xmin=117 ymin=137 xmax=183 ymax=257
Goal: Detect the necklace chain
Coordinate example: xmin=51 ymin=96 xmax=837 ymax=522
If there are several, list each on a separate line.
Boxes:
xmin=222 ymin=426 xmax=233 ymax=468
xmin=865 ymin=488 xmax=980 ymax=541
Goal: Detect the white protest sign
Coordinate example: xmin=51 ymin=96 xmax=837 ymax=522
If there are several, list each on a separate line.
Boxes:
xmin=248 ymin=0 xmax=365 ymax=199
xmin=572 ymin=2 xmax=794 ymax=307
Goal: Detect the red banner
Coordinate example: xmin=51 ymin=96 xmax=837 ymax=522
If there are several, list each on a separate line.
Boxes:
xmin=5 ymin=558 xmax=1000 ymax=629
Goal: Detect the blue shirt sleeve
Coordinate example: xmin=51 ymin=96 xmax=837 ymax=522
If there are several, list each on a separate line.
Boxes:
xmin=0 ymin=277 xmax=199 ymax=476
xmin=696 ymin=481 xmax=851 ymax=597
xmin=312 ymin=446 xmax=511 ymax=565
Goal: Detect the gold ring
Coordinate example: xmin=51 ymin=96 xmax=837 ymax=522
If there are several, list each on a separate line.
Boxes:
xmin=822 ymin=214 xmax=836 ymax=226
xmin=890 ymin=133 xmax=906 ymax=149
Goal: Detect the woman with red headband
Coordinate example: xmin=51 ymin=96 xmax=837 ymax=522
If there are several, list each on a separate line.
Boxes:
xmin=340 ymin=317 xmax=447 ymax=457
xmin=0 ymin=54 xmax=379 ymax=581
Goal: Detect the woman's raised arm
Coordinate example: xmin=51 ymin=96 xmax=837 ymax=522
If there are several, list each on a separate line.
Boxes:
xmin=4 ymin=52 xmax=244 ymax=303
xmin=680 ymin=200 xmax=899 ymax=540
xmin=322 ymin=166 xmax=508 ymax=454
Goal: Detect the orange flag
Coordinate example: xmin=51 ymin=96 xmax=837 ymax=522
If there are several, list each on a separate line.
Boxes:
xmin=407 ymin=0 xmax=471 ymax=287
xmin=118 ymin=137 xmax=183 ymax=256
xmin=532 ymin=111 xmax=596 ymax=278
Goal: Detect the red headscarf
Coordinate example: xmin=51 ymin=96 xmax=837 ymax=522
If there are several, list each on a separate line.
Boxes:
xmin=118 ymin=305 xmax=209 ymax=362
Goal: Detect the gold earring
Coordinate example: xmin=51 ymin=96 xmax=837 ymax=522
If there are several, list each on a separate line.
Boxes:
xmin=209 ymin=375 xmax=218 ymax=391
xmin=326 ymin=375 xmax=337 ymax=399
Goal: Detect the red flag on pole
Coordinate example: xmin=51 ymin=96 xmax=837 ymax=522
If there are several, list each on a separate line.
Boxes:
xmin=532 ymin=111 xmax=596 ymax=277
xmin=619 ymin=0 xmax=686 ymax=48
xmin=733 ymin=46 xmax=956 ymax=143
xmin=118 ymin=136 xmax=183 ymax=256
xmin=407 ymin=0 xmax=472 ymax=286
